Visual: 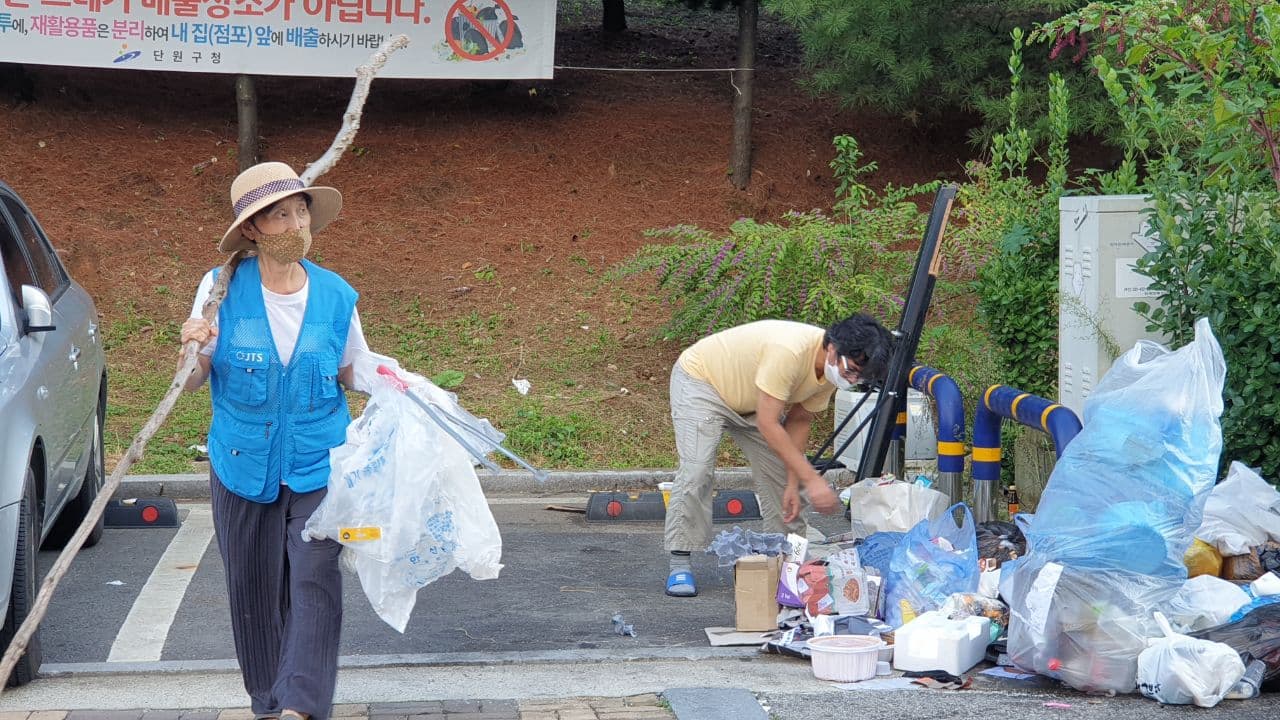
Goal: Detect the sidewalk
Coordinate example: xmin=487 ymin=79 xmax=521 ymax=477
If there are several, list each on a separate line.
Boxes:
xmin=0 ymin=695 xmax=676 ymax=720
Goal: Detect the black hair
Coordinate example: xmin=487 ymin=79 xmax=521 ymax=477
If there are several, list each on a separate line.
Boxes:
xmin=823 ymin=313 xmax=895 ymax=384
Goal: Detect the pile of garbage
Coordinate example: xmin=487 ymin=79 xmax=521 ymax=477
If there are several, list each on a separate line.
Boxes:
xmin=711 ymin=320 xmax=1280 ymax=707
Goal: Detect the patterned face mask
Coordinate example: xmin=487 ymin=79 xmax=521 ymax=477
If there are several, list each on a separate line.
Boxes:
xmin=255 ymin=227 xmax=312 ymax=264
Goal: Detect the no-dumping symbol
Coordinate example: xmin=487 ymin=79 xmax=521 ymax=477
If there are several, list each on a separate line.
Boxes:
xmin=445 ymin=0 xmax=521 ymax=62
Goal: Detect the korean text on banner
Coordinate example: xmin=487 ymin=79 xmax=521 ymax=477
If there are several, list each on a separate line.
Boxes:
xmin=0 ymin=0 xmax=556 ymax=79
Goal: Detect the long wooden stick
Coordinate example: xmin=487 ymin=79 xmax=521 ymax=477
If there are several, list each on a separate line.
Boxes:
xmin=0 ymin=34 xmax=410 ymax=690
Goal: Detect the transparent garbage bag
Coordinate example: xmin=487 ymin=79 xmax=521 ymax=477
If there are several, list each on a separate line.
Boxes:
xmin=303 ymin=351 xmax=503 ymax=632
xmin=1136 ymin=612 xmax=1245 ymax=707
xmin=883 ymin=503 xmax=979 ymax=628
xmin=1002 ymin=320 xmax=1228 ymax=693
xmin=1022 ymin=319 xmax=1227 ymax=579
xmin=1003 ymin=558 xmax=1177 ymax=694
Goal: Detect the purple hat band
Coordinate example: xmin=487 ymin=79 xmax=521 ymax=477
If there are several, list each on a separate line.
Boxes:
xmin=233 ymin=178 xmax=306 ymax=216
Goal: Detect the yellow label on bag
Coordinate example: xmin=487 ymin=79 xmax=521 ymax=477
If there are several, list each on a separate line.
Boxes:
xmin=339 ymin=527 xmax=382 ymax=542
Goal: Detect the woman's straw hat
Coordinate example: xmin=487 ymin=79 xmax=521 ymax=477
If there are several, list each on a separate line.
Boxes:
xmin=218 ymin=162 xmax=342 ymax=253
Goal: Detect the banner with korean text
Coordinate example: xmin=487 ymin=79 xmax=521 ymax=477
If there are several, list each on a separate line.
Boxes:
xmin=0 ymin=0 xmax=555 ymax=78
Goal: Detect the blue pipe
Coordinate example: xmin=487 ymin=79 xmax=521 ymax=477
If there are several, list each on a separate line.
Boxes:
xmin=907 ymin=365 xmax=966 ymax=474
xmin=972 ymin=384 xmax=1082 ymax=520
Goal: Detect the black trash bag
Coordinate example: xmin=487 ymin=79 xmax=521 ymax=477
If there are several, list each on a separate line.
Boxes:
xmin=977 ymin=521 xmax=1026 ymax=568
xmin=1189 ymin=603 xmax=1280 ymax=690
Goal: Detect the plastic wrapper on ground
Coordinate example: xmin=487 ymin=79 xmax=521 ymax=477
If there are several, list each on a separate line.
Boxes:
xmin=705 ymin=526 xmax=790 ymax=566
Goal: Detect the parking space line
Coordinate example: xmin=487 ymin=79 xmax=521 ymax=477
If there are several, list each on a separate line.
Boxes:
xmin=107 ymin=504 xmax=216 ymax=663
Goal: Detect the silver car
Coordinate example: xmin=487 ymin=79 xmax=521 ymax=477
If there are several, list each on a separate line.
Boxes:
xmin=0 ymin=181 xmax=106 ymax=686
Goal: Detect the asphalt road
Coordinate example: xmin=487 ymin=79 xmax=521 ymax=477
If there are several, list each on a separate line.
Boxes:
xmin=21 ymin=491 xmax=1278 ymax=716
xmin=39 ymin=494 xmax=822 ymax=664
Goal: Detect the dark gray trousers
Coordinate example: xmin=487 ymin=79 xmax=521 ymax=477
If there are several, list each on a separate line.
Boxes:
xmin=211 ymin=471 xmax=343 ymax=720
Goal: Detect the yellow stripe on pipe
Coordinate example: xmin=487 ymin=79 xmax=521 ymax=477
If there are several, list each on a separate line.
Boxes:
xmin=937 ymin=441 xmax=966 ymax=455
xmin=1009 ymin=393 xmax=1031 ymax=419
xmin=1041 ymin=403 xmax=1063 ymax=432
xmin=896 ymin=412 xmax=908 ymax=424
xmin=928 ymin=373 xmax=941 ymax=394
xmin=984 ymin=385 xmax=999 ymax=407
xmin=972 ymin=447 xmax=1002 ymax=462
xmin=909 ymin=366 xmax=923 ymax=385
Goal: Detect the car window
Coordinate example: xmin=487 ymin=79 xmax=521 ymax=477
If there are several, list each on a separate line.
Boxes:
xmin=0 ymin=207 xmax=36 ymax=309
xmin=2 ymin=196 xmax=67 ymax=298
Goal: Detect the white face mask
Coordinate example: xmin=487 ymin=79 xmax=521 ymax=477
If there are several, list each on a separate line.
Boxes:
xmin=825 ymin=361 xmax=854 ymax=391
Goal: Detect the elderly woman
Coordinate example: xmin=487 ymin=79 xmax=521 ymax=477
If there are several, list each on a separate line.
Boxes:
xmin=179 ymin=161 xmax=368 ymax=720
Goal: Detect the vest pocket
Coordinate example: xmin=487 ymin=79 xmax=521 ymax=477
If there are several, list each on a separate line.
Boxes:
xmin=316 ymin=361 xmax=340 ymax=402
xmin=290 ymin=415 xmax=343 ymax=479
xmin=227 ymin=354 xmax=270 ymax=406
xmin=209 ymin=434 xmax=272 ymax=500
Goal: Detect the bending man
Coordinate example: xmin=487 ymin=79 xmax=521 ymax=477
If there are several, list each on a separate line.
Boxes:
xmin=663 ymin=314 xmax=893 ymax=597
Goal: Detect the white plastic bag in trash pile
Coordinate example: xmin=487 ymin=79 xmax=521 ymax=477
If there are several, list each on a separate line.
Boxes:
xmin=848 ymin=477 xmax=949 ymax=538
xmin=1161 ymin=575 xmax=1251 ymax=633
xmin=1196 ymin=461 xmax=1280 ymax=556
xmin=1136 ymin=612 xmax=1244 ymax=707
xmin=303 ymin=350 xmax=503 ymax=632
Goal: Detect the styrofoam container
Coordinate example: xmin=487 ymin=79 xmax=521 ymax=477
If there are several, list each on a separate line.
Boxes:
xmin=808 ymin=635 xmax=886 ymax=682
xmin=892 ymin=611 xmax=992 ymax=676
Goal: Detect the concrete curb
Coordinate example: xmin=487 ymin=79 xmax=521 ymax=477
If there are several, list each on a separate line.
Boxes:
xmin=114 ymin=468 xmax=856 ymax=500
xmin=40 ymin=647 xmax=759 ymax=678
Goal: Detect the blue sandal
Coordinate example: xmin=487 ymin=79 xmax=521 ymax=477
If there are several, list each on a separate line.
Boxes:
xmin=665 ymin=570 xmax=697 ymax=597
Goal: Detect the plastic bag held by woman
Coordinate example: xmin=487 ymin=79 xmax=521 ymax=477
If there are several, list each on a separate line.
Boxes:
xmin=304 ymin=350 xmax=503 ymax=632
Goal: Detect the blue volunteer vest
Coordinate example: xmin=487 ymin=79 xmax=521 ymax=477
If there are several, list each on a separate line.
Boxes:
xmin=208 ymin=257 xmax=357 ymax=503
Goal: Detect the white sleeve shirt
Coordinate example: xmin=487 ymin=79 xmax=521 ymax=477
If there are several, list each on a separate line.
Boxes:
xmin=189 ymin=269 xmax=369 ymax=367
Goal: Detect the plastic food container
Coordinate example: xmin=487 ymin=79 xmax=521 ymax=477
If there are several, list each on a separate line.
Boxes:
xmin=808 ymin=635 xmax=886 ymax=682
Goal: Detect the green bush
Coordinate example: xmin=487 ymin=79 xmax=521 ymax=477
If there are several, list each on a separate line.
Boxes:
xmin=611 ymin=136 xmax=927 ymax=341
xmin=964 ymin=31 xmax=1071 ymax=400
xmin=1050 ymin=0 xmax=1280 ymax=478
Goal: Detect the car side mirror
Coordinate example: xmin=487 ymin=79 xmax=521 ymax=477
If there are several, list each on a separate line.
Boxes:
xmin=21 ymin=284 xmax=56 ymax=333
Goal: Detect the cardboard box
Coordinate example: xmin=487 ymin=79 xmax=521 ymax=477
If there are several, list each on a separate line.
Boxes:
xmin=735 ymin=554 xmax=782 ymax=631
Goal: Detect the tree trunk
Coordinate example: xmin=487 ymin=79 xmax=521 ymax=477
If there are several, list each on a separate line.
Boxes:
xmin=730 ymin=0 xmax=757 ymax=190
xmin=602 ymin=0 xmax=626 ymax=33
xmin=235 ymin=75 xmax=259 ymax=172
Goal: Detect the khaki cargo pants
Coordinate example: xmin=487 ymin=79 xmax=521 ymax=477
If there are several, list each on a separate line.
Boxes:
xmin=664 ymin=363 xmax=810 ymax=553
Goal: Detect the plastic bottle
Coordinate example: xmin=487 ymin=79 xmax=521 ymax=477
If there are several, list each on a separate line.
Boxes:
xmin=1225 ymin=659 xmax=1265 ymax=700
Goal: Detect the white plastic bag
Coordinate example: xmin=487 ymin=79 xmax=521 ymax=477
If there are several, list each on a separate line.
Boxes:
xmin=1163 ymin=575 xmax=1251 ymax=633
xmin=1196 ymin=461 xmax=1280 ymax=556
xmin=304 ymin=351 xmax=503 ymax=632
xmin=1136 ymin=613 xmax=1245 ymax=707
xmin=848 ymin=477 xmax=949 ymax=538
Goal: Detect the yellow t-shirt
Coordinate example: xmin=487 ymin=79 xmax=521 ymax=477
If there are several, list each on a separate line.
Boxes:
xmin=678 ymin=320 xmax=835 ymax=415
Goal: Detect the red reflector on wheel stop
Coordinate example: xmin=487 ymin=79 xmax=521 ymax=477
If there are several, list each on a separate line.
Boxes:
xmin=104 ymin=498 xmax=180 ymax=528
xmin=711 ymin=490 xmax=761 ymax=524
xmin=586 ymin=491 xmax=667 ymax=523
